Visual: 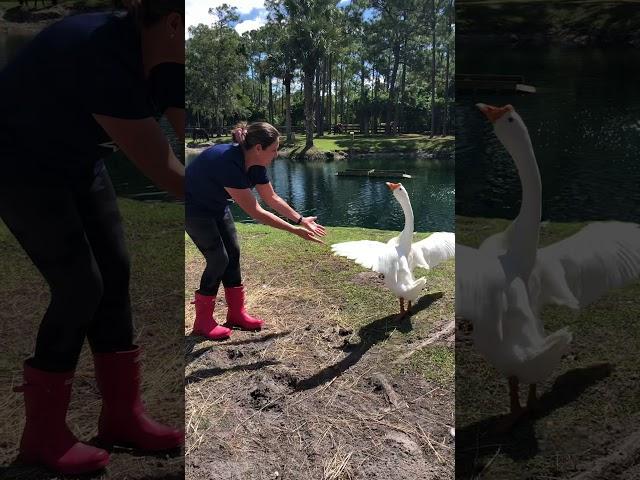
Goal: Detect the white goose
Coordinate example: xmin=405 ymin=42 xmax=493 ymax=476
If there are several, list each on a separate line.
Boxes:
xmin=332 ymin=182 xmax=455 ymax=317
xmin=457 ymin=103 xmax=640 ymax=427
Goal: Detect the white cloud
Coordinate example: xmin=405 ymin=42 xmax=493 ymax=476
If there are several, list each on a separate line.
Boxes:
xmin=235 ymin=11 xmax=268 ymax=34
xmin=186 ymin=0 xmax=268 ymax=38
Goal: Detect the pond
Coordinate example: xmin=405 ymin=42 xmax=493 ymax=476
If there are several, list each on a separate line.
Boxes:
xmin=186 ymin=150 xmax=455 ymax=233
xmin=456 ymin=46 xmax=640 ymax=222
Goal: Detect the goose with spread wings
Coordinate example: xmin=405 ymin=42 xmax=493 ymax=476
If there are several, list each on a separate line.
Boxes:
xmin=456 ymin=103 xmax=640 ymax=428
xmin=332 ymin=182 xmax=455 ymax=317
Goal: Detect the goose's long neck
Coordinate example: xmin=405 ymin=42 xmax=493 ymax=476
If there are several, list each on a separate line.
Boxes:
xmin=515 ymin=146 xmax=541 ymax=238
xmin=508 ymin=140 xmax=542 ymax=276
xmin=398 ymin=196 xmax=414 ymax=247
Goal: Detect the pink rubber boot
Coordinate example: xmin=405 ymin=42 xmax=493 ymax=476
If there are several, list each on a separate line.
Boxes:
xmin=14 ymin=363 xmax=110 ymax=475
xmin=93 ymin=347 xmax=184 ymax=451
xmin=224 ymin=285 xmax=264 ymax=331
xmin=191 ymin=291 xmax=231 ymax=340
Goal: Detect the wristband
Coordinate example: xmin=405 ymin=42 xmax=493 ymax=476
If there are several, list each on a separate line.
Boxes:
xmin=295 ymin=216 xmax=303 ymax=225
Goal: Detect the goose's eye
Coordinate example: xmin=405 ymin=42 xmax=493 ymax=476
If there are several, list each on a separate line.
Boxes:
xmin=508 ymin=117 xmax=514 ymax=123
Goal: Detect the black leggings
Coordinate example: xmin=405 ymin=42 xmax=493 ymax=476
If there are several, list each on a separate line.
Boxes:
xmin=185 ymin=210 xmax=242 ymax=297
xmin=0 ymin=163 xmax=134 ymax=372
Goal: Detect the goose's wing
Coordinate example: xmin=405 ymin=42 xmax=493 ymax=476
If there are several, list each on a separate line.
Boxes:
xmin=410 ymin=232 xmax=455 ymax=270
xmin=535 ymin=222 xmax=640 ymax=309
xmin=479 ymin=218 xmax=517 ymax=253
xmin=456 ymin=244 xmax=507 ymax=348
xmin=331 ymin=240 xmax=397 ymax=276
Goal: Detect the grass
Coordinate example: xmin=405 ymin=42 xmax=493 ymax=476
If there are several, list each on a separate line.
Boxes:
xmin=0 ymin=198 xmax=184 ymax=479
xmin=456 ymin=215 xmax=640 ymax=479
xmin=186 ymin=223 xmax=454 ymax=379
xmin=186 ymin=133 xmax=454 ymax=157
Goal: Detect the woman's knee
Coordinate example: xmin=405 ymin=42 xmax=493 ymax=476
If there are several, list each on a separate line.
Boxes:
xmin=101 ymin=250 xmax=131 ymax=291
xmin=50 ymin=262 xmax=104 ymax=313
xmin=207 ymin=247 xmax=229 ymax=277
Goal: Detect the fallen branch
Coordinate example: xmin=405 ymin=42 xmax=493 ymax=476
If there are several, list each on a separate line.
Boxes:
xmin=569 ymin=430 xmax=640 ymax=480
xmin=393 ymin=320 xmax=455 ymax=364
xmin=371 ymin=373 xmax=407 ymax=409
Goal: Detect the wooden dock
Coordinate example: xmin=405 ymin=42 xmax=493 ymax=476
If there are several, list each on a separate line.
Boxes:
xmin=456 ymin=73 xmax=536 ymax=94
xmin=336 ymin=169 xmax=412 ymax=179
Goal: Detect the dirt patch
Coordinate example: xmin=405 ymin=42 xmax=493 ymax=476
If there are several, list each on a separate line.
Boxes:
xmin=185 ymin=276 xmax=454 ymax=479
xmin=351 ymin=271 xmax=386 ymax=288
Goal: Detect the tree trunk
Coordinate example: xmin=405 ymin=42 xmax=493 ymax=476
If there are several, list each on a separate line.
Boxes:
xmin=385 ymin=40 xmax=401 ymax=135
xmin=284 ymin=73 xmax=293 ymax=143
xmin=360 ymin=56 xmax=366 ymax=133
xmin=215 ymin=84 xmax=222 ymax=137
xmin=442 ymin=40 xmax=450 ymax=136
xmin=268 ymin=76 xmax=274 ymax=124
xmin=319 ymin=57 xmax=325 ymax=136
xmin=398 ymin=61 xmax=406 ymax=134
xmin=304 ymin=67 xmax=315 ymax=148
xmin=315 ymin=64 xmax=321 ymax=136
xmin=373 ymin=68 xmax=379 ymax=134
xmin=328 ymin=54 xmax=332 ymax=135
xmin=334 ymin=62 xmax=338 ymax=129
xmin=430 ymin=0 xmax=438 ymax=138
xmin=340 ymin=64 xmax=345 ymax=126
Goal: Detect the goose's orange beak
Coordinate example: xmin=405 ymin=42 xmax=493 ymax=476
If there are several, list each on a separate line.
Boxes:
xmin=386 ymin=182 xmax=400 ymax=191
xmin=476 ymin=103 xmax=513 ymax=123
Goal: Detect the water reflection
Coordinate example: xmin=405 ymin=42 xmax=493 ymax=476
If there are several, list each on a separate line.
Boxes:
xmin=186 ymin=151 xmax=454 ymax=232
xmin=456 ymin=47 xmax=640 ymax=222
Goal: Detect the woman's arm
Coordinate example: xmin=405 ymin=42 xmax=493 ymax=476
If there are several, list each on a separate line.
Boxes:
xmin=255 ymin=182 xmax=299 ymax=220
xmin=93 ymin=115 xmax=184 ymax=199
xmin=255 ymin=182 xmax=326 ymax=237
xmin=226 ymin=187 xmax=324 ymax=244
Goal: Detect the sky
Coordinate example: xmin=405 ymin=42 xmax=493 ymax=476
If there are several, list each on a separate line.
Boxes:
xmin=185 ymin=0 xmax=269 ymax=38
xmin=186 ymin=0 xmax=353 ymax=38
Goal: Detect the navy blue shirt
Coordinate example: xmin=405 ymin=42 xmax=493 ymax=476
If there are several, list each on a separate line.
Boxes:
xmin=186 ymin=143 xmax=270 ymax=218
xmin=0 ymin=12 xmax=183 ymax=175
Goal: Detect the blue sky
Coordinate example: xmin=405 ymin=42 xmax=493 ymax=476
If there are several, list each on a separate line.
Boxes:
xmin=186 ymin=0 xmax=355 ymax=38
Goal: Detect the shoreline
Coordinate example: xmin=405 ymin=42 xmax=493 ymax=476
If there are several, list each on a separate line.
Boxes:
xmin=1 ymin=3 xmax=123 ymax=36
xmin=186 ymin=145 xmax=454 ymax=162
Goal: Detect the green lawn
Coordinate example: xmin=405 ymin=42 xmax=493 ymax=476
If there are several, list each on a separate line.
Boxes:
xmin=284 ymin=133 xmax=454 ymax=154
xmin=187 ymin=133 xmax=454 ymax=157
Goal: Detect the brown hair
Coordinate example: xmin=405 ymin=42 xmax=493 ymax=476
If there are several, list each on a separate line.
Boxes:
xmin=116 ymin=0 xmax=184 ymax=27
xmin=233 ymin=122 xmax=280 ymax=149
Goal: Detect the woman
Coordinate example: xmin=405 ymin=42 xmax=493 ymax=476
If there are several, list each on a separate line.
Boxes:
xmin=0 ymin=0 xmax=184 ymax=475
xmin=186 ymin=122 xmax=326 ymax=340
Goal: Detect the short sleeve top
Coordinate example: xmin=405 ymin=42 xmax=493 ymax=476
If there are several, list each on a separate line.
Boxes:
xmin=186 ymin=143 xmax=270 ymax=218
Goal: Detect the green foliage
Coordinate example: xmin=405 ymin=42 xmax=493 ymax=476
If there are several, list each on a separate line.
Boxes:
xmin=185 ymin=0 xmax=454 ymax=140
xmin=186 ymin=5 xmax=248 ymax=129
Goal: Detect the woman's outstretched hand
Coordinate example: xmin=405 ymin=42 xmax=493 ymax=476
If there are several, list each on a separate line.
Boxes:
xmin=294 ymin=226 xmax=325 ymax=244
xmin=300 ymin=216 xmax=327 ymax=237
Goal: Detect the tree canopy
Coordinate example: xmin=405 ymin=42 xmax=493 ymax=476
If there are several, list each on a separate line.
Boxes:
xmin=186 ymin=0 xmax=454 ymax=146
